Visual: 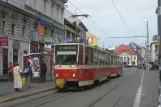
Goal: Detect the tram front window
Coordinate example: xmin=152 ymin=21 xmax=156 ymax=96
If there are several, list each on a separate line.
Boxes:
xmin=56 ymin=55 xmax=77 ymax=65
xmin=55 ymin=45 xmax=78 ymax=65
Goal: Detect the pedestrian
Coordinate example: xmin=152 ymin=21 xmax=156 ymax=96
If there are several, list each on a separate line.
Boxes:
xmin=40 ymin=62 xmax=47 ymax=81
xmin=13 ymin=63 xmax=22 ymax=92
xmin=8 ymin=63 xmax=14 ymax=81
xmin=24 ymin=62 xmax=32 ymax=88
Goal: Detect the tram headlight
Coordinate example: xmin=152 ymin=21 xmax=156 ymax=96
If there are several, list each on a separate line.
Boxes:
xmin=73 ymin=74 xmax=76 ymax=78
xmin=56 ymin=74 xmax=59 ymax=78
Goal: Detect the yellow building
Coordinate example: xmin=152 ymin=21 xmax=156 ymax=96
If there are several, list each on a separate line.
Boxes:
xmin=86 ymin=31 xmax=99 ymax=47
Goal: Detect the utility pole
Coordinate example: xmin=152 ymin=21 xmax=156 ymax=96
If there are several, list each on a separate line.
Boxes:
xmin=144 ymin=21 xmax=149 ymax=75
xmin=158 ymin=0 xmax=161 ymax=65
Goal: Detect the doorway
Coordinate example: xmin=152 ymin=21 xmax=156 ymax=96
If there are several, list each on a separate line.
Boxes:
xmin=3 ymin=48 xmax=8 ymax=75
xmin=13 ymin=50 xmax=18 ymax=66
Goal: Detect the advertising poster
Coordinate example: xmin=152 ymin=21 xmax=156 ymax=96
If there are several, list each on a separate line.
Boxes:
xmin=25 ymin=57 xmax=40 ymax=78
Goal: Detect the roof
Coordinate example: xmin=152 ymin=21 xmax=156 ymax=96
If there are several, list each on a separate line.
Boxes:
xmin=114 ymin=44 xmax=137 ymax=55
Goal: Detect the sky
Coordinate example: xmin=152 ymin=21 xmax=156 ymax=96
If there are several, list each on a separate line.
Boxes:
xmin=66 ymin=0 xmax=157 ymax=48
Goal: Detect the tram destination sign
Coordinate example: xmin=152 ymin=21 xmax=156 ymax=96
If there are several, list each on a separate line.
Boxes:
xmin=56 ymin=45 xmax=77 ymax=51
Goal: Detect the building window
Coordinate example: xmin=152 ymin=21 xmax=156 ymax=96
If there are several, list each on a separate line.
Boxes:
xmin=51 ymin=4 xmax=54 ymax=18
xmin=44 ymin=0 xmax=46 ymax=15
xmin=61 ymin=9 xmax=63 ymax=23
xmin=11 ymin=24 xmax=15 ymax=35
xmin=134 ymin=56 xmax=136 ymax=60
xmin=57 ymin=7 xmax=59 ymax=21
xmin=131 ymin=57 xmax=132 ymax=60
xmin=22 ymin=26 xmax=25 ymax=37
xmin=2 ymin=21 xmax=5 ymax=33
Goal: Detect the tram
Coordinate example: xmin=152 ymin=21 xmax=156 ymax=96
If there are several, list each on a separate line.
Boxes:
xmin=53 ymin=43 xmax=123 ymax=89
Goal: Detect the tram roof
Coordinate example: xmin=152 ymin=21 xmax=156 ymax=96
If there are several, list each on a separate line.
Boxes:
xmin=54 ymin=43 xmax=114 ymax=54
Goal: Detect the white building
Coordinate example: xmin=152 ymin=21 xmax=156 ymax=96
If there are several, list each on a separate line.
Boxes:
xmin=150 ymin=35 xmax=159 ymax=65
xmin=115 ymin=44 xmax=137 ymax=66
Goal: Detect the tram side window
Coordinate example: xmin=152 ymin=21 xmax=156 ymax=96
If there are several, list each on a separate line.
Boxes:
xmin=94 ymin=49 xmax=98 ymax=65
xmin=85 ymin=47 xmax=93 ymax=65
xmin=78 ymin=45 xmax=83 ymax=65
xmin=111 ymin=55 xmax=113 ymax=65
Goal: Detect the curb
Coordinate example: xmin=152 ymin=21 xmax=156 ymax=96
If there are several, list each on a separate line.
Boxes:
xmin=0 ymin=87 xmax=55 ymax=104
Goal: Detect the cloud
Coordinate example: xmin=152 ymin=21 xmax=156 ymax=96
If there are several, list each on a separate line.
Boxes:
xmin=67 ymin=0 xmax=157 ymax=47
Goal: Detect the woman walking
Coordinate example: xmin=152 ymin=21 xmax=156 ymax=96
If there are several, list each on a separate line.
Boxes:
xmin=13 ymin=63 xmax=22 ymax=92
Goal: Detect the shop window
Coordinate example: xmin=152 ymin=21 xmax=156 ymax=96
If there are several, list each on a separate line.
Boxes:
xmin=78 ymin=45 xmax=83 ymax=64
xmin=85 ymin=47 xmax=93 ymax=65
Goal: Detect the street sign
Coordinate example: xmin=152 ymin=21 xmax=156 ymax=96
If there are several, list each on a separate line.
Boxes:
xmin=44 ymin=36 xmax=52 ymax=51
xmin=0 ymin=36 xmax=8 ymax=46
xmin=129 ymin=42 xmax=137 ymax=52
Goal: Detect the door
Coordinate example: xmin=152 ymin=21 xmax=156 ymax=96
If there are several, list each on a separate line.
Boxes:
xmin=13 ymin=50 xmax=18 ymax=66
xmin=3 ymin=48 xmax=8 ymax=75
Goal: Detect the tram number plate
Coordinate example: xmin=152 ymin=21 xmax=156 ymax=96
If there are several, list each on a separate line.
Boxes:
xmin=63 ymin=74 xmax=70 ymax=77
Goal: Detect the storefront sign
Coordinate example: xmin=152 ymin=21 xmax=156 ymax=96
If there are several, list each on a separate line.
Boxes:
xmin=39 ymin=16 xmax=54 ymax=29
xmin=12 ymin=40 xmax=20 ymax=50
xmin=7 ymin=0 xmax=25 ymax=9
xmin=30 ymin=42 xmax=38 ymax=53
xmin=0 ymin=36 xmax=8 ymax=46
xmin=38 ymin=24 xmax=45 ymax=36
xmin=64 ymin=38 xmax=73 ymax=43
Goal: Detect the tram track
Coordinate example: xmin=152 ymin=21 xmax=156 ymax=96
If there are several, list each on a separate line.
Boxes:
xmin=112 ymin=83 xmax=132 ymax=107
xmin=86 ymin=80 xmax=125 ymax=107
xmin=9 ymin=90 xmax=75 ymax=107
xmin=86 ymin=72 xmax=134 ymax=107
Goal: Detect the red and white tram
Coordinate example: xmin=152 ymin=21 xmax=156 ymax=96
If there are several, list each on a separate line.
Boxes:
xmin=53 ymin=43 xmax=123 ymax=89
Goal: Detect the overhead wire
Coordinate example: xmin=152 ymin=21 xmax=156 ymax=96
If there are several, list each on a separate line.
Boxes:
xmin=68 ymin=1 xmax=111 ymax=36
xmin=110 ymin=0 xmax=133 ymax=36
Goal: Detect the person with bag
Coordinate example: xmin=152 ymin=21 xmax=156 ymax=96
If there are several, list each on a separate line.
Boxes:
xmin=13 ymin=63 xmax=22 ymax=92
xmin=40 ymin=62 xmax=47 ymax=82
xmin=24 ymin=62 xmax=32 ymax=88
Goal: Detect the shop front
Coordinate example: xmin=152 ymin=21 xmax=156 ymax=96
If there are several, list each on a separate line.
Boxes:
xmin=0 ymin=36 xmax=29 ymax=75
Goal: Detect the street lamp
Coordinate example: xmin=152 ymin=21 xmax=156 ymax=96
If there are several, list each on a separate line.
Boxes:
xmin=143 ymin=20 xmax=149 ymax=75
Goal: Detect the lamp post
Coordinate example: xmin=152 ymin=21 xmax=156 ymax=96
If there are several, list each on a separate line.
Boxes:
xmin=143 ymin=20 xmax=150 ymax=75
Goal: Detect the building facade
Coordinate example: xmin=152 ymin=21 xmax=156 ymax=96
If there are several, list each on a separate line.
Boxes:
xmin=64 ymin=9 xmax=88 ymax=43
xmin=150 ymin=35 xmax=159 ymax=65
xmin=0 ymin=0 xmax=67 ymax=76
xmin=115 ymin=44 xmax=137 ymax=66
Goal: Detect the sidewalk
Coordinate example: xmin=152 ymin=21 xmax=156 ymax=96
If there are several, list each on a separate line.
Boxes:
xmin=0 ymin=81 xmax=55 ymax=103
xmin=140 ymin=70 xmax=159 ymax=107
xmin=0 ymin=75 xmax=8 ymax=82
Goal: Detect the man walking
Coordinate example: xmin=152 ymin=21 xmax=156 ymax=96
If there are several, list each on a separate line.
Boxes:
xmin=40 ymin=62 xmax=47 ymax=82
xmin=8 ymin=63 xmax=13 ymax=81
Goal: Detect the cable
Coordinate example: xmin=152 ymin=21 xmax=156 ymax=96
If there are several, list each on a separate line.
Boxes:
xmin=110 ymin=0 xmax=133 ymax=36
xmin=68 ymin=1 xmax=111 ymax=36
